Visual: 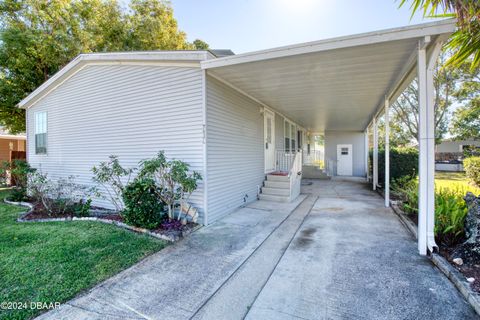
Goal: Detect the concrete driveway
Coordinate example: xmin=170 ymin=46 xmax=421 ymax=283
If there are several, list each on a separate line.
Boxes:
xmin=37 ymin=179 xmax=478 ymax=320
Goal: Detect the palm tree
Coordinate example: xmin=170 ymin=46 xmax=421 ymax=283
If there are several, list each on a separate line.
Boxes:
xmin=399 ymin=0 xmax=480 ymax=69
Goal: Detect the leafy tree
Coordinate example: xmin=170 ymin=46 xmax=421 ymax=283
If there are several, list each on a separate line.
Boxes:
xmin=125 ymin=0 xmax=190 ymax=50
xmin=450 ymin=60 xmax=480 ymax=139
xmin=389 ymin=52 xmax=458 ymax=145
xmin=0 ymin=0 xmax=203 ymax=133
xmin=450 ymin=98 xmax=480 ymax=139
xmin=193 ymin=39 xmax=209 ymax=50
xmin=399 ymin=0 xmax=480 ymax=70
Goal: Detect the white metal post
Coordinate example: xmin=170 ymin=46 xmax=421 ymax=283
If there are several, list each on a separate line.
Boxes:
xmin=384 ymin=98 xmax=390 ymax=207
xmin=373 ymin=117 xmax=378 ymax=191
xmin=417 ymin=40 xmax=428 ymax=256
xmin=365 ymin=127 xmax=369 ymax=181
xmin=426 ymin=41 xmax=443 ymax=252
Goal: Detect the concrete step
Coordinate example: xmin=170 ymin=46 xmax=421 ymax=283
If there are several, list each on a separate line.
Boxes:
xmin=266 ymin=174 xmax=289 ymax=182
xmin=264 ymin=180 xmax=290 ymax=189
xmin=259 ymin=194 xmax=290 ymax=202
xmin=261 ymin=187 xmax=290 ymax=196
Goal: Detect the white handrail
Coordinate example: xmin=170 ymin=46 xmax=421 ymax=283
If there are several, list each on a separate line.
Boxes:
xmin=289 ymin=151 xmax=302 ymax=199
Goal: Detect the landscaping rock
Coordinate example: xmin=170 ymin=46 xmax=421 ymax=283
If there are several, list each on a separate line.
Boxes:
xmin=467 ymin=277 xmax=476 ymax=283
xmin=453 ymin=258 xmax=464 ymax=266
xmin=452 ymin=193 xmax=480 ymax=264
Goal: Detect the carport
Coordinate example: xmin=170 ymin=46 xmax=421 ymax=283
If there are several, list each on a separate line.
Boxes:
xmin=202 ymin=19 xmax=456 ymax=255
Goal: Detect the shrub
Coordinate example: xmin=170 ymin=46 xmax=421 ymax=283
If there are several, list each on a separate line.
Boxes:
xmin=29 ymin=172 xmax=95 ymax=216
xmin=122 ymin=178 xmax=165 ymax=229
xmin=435 ymin=187 xmax=468 ymax=246
xmin=138 ymin=151 xmax=202 ymax=220
xmin=464 ymin=156 xmax=480 ymax=187
xmin=369 ymin=147 xmax=419 ymax=184
xmin=4 ymin=160 xmax=37 ymax=201
xmin=392 ymin=177 xmax=418 ymax=214
xmin=92 ymin=155 xmax=134 ymax=211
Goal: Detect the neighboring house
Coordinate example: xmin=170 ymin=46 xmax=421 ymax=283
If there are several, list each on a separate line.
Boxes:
xmin=436 ymin=139 xmax=480 ymax=153
xmin=0 ymin=127 xmax=26 ymax=163
xmin=435 ymin=139 xmax=480 ymax=171
xmin=18 ymin=20 xmax=454 ymax=231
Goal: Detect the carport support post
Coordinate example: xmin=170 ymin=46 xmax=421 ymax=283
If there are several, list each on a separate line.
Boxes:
xmin=365 ymin=127 xmax=369 ymax=181
xmin=384 ymin=98 xmax=390 ymax=207
xmin=373 ymin=117 xmax=378 ymax=191
xmin=417 ymin=37 xmax=441 ymax=255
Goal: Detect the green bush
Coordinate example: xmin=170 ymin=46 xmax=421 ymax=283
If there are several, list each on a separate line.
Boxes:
xmin=392 ymin=177 xmax=418 ymax=214
xmin=464 ymin=156 xmax=480 ymax=187
xmin=122 ymin=178 xmax=165 ymax=229
xmin=393 ymin=177 xmax=469 ymax=246
xmin=369 ymin=147 xmax=419 ymax=184
xmin=8 ymin=160 xmax=36 ymax=201
xmin=435 ymin=187 xmax=468 ymax=246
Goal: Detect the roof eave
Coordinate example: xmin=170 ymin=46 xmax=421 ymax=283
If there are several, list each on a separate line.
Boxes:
xmin=201 ymin=19 xmax=456 ymax=70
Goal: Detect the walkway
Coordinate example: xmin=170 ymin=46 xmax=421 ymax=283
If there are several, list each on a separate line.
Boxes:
xmin=37 ymin=179 xmax=477 ymax=319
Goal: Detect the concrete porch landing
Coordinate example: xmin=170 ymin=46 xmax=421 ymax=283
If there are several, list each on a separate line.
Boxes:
xmin=37 ymin=180 xmax=477 ymax=320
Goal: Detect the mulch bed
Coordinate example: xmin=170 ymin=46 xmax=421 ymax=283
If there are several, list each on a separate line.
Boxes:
xmin=440 ymin=246 xmax=480 ymax=293
xmin=17 ymin=202 xmax=198 ymax=241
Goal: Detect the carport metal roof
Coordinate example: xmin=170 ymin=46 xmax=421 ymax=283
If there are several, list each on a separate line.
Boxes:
xmin=201 ymin=19 xmax=456 ymax=132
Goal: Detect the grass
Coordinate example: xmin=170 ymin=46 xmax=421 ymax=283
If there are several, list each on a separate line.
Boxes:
xmin=0 ymin=189 xmax=168 ymax=320
xmin=435 ymin=171 xmax=480 ymax=196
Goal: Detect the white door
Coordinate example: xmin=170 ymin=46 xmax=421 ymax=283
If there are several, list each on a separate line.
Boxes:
xmin=264 ymin=109 xmax=275 ymax=172
xmin=337 ymin=144 xmax=353 ymax=176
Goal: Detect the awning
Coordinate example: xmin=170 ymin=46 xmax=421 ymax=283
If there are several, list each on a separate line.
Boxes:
xmin=202 ymin=19 xmax=455 ymax=132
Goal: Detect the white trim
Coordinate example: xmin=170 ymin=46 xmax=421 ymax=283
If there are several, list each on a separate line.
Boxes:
xmin=0 ymin=135 xmax=26 ymax=140
xmin=18 ymin=51 xmax=211 ymax=109
xmin=202 ymin=19 xmax=455 ymax=70
xmin=201 ymin=69 xmax=209 ymax=226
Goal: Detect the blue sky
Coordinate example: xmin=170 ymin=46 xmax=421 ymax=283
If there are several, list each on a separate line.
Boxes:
xmin=166 ymin=0 xmax=440 ymax=53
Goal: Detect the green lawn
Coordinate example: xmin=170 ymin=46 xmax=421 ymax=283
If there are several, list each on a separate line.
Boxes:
xmin=435 ymin=171 xmax=480 ymax=196
xmin=0 ymin=190 xmax=168 ymax=320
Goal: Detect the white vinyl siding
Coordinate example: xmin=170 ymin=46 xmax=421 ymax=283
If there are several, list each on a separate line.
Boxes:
xmin=206 ymin=76 xmax=264 ymax=223
xmin=26 ymin=64 xmax=206 ymax=222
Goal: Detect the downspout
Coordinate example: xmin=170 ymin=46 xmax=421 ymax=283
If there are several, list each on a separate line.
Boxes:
xmin=426 ymin=40 xmax=444 ymax=253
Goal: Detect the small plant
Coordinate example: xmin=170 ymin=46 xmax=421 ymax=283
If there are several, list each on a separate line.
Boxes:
xmin=122 ymin=178 xmax=165 ymax=229
xmin=392 ymin=177 xmax=418 ymax=214
xmin=92 ymin=155 xmax=134 ymax=211
xmin=138 ymin=151 xmax=202 ymax=220
xmin=434 ymin=187 xmax=468 ymax=246
xmin=29 ymin=172 xmax=95 ymax=216
xmin=464 ymin=156 xmax=480 ymax=188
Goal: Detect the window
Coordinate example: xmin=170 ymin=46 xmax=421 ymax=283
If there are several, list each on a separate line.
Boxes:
xmin=290 ymin=123 xmax=296 ymax=152
xmin=284 ymin=121 xmax=290 ymax=152
xmin=35 ymin=111 xmax=47 ymax=154
xmin=341 ymin=147 xmax=349 ymax=155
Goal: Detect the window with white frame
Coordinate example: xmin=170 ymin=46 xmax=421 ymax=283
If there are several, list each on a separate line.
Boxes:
xmin=284 ymin=119 xmax=297 ymax=153
xmin=284 ymin=120 xmax=290 ymax=152
xmin=35 ymin=111 xmax=47 ymax=154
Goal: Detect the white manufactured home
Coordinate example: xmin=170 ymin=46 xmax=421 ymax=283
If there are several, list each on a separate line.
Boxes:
xmin=19 ymin=20 xmax=455 ymax=255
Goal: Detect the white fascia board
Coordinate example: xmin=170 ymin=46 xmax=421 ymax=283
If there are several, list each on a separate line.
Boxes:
xmin=202 ymin=19 xmax=456 ymax=70
xmin=0 ymin=135 xmax=26 ymax=140
xmin=17 ymin=51 xmax=211 ymax=109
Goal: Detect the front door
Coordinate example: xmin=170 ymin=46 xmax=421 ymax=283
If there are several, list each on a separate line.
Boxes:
xmin=337 ymin=144 xmax=353 ymax=176
xmin=264 ymin=109 xmax=275 ymax=172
